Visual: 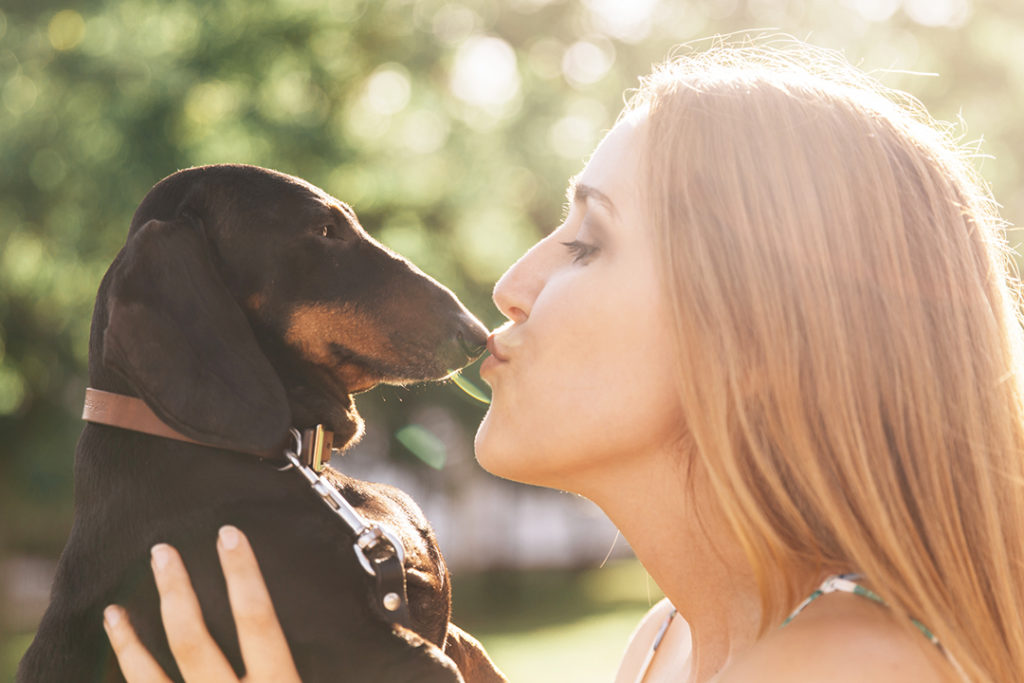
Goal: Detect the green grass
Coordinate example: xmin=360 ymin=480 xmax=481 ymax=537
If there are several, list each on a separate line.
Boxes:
xmin=1 ymin=560 xmax=663 ymax=683
xmin=474 ymin=608 xmax=652 ymax=683
xmin=452 ymin=559 xmax=665 ymax=682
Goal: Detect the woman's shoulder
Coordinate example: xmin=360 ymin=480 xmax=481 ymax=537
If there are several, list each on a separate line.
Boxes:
xmin=715 ymin=592 xmax=956 ymax=683
xmin=614 ymin=598 xmax=692 ymax=683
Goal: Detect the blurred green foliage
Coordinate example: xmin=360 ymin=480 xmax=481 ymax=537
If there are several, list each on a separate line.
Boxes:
xmin=1 ymin=0 xmax=1023 ymax=566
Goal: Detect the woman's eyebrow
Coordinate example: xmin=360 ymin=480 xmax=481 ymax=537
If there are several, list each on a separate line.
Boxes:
xmin=565 ymin=176 xmax=619 ymax=219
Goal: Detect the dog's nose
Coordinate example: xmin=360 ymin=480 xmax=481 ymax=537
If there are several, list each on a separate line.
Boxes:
xmin=454 ymin=313 xmax=489 ymax=361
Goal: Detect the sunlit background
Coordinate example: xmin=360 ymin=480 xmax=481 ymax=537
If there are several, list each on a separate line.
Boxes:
xmin=2 ymin=0 xmax=1023 ymax=680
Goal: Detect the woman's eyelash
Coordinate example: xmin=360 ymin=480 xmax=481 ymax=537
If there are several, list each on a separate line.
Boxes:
xmin=560 ymin=239 xmax=599 ymax=263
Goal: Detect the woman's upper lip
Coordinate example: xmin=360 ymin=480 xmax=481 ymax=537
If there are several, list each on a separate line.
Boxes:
xmin=486 ymin=333 xmax=510 ymax=362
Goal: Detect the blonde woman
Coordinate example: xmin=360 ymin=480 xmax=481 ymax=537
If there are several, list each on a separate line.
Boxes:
xmin=104 ymin=39 xmax=1023 ymax=682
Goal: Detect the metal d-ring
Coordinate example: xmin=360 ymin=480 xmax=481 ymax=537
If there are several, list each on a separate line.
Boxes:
xmin=275 ymin=428 xmax=303 ymax=472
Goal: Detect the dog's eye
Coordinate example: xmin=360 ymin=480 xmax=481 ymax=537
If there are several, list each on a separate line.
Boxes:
xmin=315 ymin=220 xmax=350 ymax=242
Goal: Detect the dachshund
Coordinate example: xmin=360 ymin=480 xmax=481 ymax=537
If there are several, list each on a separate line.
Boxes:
xmin=17 ymin=164 xmax=505 ymax=682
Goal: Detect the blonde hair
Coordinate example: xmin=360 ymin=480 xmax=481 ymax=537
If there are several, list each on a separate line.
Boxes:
xmin=629 ymin=38 xmax=1024 ymax=681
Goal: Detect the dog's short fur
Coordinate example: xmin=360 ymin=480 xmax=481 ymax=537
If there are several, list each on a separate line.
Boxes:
xmin=18 ymin=165 xmax=505 ymax=682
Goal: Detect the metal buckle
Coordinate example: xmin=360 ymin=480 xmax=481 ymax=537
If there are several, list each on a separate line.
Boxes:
xmin=300 ymin=424 xmax=333 ymax=473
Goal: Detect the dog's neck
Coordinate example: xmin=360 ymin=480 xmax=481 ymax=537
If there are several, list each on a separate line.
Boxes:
xmin=81 ymin=386 xmax=417 ymax=631
xmin=81 ymin=387 xmax=335 ymax=471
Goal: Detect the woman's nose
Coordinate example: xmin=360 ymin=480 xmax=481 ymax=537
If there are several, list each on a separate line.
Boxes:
xmin=492 ymin=238 xmax=552 ymax=323
xmin=492 ymin=261 xmax=529 ymax=324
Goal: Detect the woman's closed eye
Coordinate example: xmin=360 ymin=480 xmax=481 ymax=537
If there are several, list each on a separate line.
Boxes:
xmin=561 ymin=239 xmax=600 ymax=264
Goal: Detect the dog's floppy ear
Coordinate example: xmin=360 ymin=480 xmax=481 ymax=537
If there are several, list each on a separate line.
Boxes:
xmin=102 ymin=217 xmax=291 ymax=455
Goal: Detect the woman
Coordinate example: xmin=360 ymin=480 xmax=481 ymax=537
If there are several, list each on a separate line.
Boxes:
xmin=103 ymin=39 xmax=1024 ymax=681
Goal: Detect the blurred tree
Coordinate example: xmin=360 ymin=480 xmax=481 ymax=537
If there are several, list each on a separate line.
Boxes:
xmin=1 ymin=0 xmax=1023 ymax=563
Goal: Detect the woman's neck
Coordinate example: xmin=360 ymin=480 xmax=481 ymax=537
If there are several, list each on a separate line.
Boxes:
xmin=577 ymin=450 xmax=804 ymax=682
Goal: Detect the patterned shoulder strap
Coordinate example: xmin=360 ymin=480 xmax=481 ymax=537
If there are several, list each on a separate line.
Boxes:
xmin=781 ymin=573 xmax=939 ymax=646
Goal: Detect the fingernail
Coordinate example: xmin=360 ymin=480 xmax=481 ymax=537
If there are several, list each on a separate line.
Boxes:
xmin=151 ymin=543 xmax=171 ymax=571
xmin=219 ymin=525 xmax=240 ymax=550
xmin=104 ymin=604 xmax=123 ymax=627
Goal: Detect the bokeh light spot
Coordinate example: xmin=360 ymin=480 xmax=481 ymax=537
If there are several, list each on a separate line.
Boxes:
xmin=561 ymin=39 xmax=615 ymax=88
xmin=449 ymin=36 xmax=521 ymax=113
xmin=3 ymin=74 xmax=38 ymax=116
xmin=583 ymin=0 xmax=657 ymax=43
xmin=395 ymin=424 xmax=447 ymax=469
xmin=843 ymin=0 xmax=901 ymax=22
xmin=184 ymin=80 xmax=242 ymax=126
xmin=0 ymin=363 xmax=26 ymax=416
xmin=903 ymin=0 xmax=972 ymax=28
xmin=48 ymin=10 xmax=86 ymax=51
xmin=258 ymin=69 xmax=328 ymax=124
xmin=432 ymin=4 xmax=481 ymax=45
xmin=363 ymin=64 xmax=412 ymax=116
xmin=131 ymin=8 xmax=200 ymax=58
xmin=3 ymin=233 xmax=45 ymax=291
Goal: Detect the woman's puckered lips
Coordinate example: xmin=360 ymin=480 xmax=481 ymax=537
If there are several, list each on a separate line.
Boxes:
xmin=486 ymin=332 xmax=510 ymax=362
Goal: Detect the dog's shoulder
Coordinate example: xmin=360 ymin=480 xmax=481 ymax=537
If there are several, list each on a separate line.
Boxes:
xmin=322 ymin=466 xmax=431 ymax=528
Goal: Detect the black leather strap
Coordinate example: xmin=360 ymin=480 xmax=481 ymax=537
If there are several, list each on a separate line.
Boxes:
xmin=369 ymin=547 xmax=414 ymax=630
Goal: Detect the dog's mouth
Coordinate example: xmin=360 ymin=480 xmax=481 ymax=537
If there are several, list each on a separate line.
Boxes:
xmin=328 ymin=343 xmax=459 ymax=395
xmin=283 ymin=301 xmax=487 ymax=401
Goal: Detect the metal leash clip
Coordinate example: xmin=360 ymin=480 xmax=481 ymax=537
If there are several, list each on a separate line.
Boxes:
xmin=279 ymin=427 xmax=414 ymax=627
xmin=281 ymin=428 xmax=406 ymax=577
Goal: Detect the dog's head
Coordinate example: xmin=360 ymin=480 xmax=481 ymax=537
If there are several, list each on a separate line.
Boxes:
xmin=93 ymin=164 xmax=488 ymax=455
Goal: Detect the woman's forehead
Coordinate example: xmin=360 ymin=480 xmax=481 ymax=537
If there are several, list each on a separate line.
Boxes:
xmin=574 ymin=116 xmax=644 ymax=209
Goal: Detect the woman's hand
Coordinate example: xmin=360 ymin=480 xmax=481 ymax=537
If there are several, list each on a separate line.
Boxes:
xmin=102 ymin=525 xmax=301 ymax=682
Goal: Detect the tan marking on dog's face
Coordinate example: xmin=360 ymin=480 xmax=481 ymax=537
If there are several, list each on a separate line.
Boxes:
xmin=244 ymin=292 xmax=265 ymax=312
xmin=285 ymin=302 xmax=396 ymax=393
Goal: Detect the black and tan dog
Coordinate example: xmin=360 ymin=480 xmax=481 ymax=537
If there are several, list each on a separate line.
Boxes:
xmin=17 ymin=164 xmax=505 ymax=682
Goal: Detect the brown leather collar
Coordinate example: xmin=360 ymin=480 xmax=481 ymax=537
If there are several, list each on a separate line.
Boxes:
xmin=82 ymin=387 xmax=334 ymax=470
xmin=82 ymin=387 xmax=410 ymax=627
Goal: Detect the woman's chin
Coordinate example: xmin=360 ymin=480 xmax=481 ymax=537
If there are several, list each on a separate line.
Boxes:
xmin=473 ymin=409 xmax=504 ymax=475
xmin=473 ymin=409 xmax=529 ymax=481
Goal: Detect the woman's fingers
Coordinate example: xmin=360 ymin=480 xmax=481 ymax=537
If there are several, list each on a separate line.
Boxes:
xmin=104 ymin=534 xmax=299 ymax=683
xmin=103 ymin=604 xmax=175 ymax=683
xmin=216 ymin=525 xmax=301 ymax=683
xmin=150 ymin=543 xmax=240 ymax=682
